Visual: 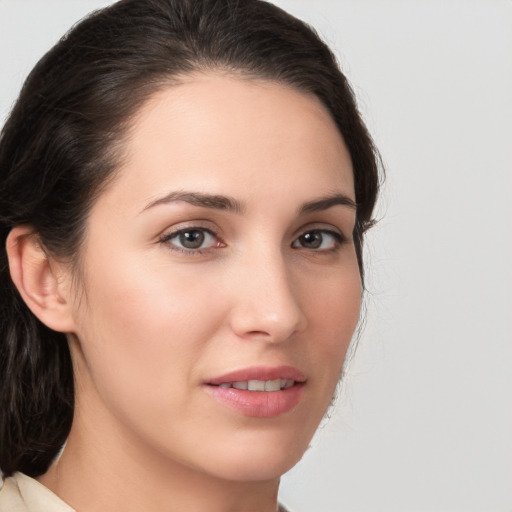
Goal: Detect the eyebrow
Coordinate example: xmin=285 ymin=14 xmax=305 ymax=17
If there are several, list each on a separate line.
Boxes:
xmin=142 ymin=190 xmax=356 ymax=215
xmin=142 ymin=191 xmax=245 ymax=214
xmin=299 ymin=194 xmax=357 ymax=214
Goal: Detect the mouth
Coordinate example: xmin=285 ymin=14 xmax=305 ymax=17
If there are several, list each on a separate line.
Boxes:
xmin=212 ymin=379 xmax=296 ymax=392
xmin=204 ymin=366 xmax=306 ymax=417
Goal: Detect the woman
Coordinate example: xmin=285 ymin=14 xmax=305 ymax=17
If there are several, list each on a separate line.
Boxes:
xmin=0 ymin=0 xmax=381 ymax=510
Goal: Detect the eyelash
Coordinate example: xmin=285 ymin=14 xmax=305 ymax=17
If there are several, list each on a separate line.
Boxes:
xmin=158 ymin=226 xmax=346 ymax=255
xmin=158 ymin=227 xmax=223 ymax=255
xmin=292 ymin=229 xmax=346 ymax=252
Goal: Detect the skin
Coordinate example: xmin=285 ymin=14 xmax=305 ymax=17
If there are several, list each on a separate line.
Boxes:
xmin=33 ymin=74 xmax=362 ymax=512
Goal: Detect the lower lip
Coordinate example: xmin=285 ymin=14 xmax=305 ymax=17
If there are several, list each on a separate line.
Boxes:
xmin=204 ymin=383 xmax=305 ymax=418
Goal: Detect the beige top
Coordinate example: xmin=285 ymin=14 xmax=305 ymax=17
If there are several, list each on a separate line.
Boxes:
xmin=0 ymin=472 xmax=290 ymax=512
xmin=0 ymin=472 xmax=74 ymax=511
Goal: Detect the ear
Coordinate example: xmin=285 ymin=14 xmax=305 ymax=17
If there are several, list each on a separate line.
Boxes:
xmin=6 ymin=225 xmax=77 ymax=333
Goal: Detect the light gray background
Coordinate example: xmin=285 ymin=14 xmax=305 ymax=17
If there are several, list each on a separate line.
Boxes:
xmin=1 ymin=1 xmax=510 ymax=511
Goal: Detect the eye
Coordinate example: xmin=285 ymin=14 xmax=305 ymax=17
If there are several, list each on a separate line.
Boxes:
xmin=292 ymin=229 xmax=344 ymax=251
xmin=160 ymin=228 xmax=222 ymax=252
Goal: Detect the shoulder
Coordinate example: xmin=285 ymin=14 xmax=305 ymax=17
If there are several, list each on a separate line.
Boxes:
xmin=0 ymin=472 xmax=75 ymax=512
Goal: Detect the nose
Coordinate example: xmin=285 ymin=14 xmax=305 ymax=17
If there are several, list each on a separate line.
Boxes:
xmin=228 ymin=251 xmax=307 ymax=343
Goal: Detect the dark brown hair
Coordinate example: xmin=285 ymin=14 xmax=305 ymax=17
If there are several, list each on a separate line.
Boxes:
xmin=0 ymin=0 xmax=381 ymax=477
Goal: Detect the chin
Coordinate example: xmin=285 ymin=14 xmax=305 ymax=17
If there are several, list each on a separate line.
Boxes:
xmin=200 ymin=428 xmax=312 ymax=483
xmin=218 ymin=455 xmax=303 ymax=483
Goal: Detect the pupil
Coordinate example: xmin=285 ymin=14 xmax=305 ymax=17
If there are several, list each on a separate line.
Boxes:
xmin=301 ymin=231 xmax=322 ymax=248
xmin=179 ymin=230 xmax=204 ymax=249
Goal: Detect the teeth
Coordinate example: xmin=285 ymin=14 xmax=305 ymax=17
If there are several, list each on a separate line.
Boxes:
xmin=264 ymin=379 xmax=281 ymax=391
xmin=248 ymin=380 xmax=266 ymax=391
xmin=216 ymin=379 xmax=296 ymax=391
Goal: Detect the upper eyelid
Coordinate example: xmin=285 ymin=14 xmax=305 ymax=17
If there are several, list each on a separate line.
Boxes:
xmin=159 ymin=222 xmax=220 ymax=238
xmin=163 ymin=225 xmax=217 ymax=236
xmin=294 ymin=228 xmax=345 ymax=245
xmin=294 ymin=222 xmax=346 ymax=238
xmin=160 ymin=224 xmax=343 ymax=236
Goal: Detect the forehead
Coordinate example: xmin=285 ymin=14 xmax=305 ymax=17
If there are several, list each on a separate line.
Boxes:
xmin=103 ymin=74 xmax=354 ymax=213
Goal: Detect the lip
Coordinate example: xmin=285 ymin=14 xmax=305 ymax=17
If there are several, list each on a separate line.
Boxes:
xmin=205 ymin=365 xmax=306 ymax=386
xmin=204 ymin=365 xmax=306 ymax=418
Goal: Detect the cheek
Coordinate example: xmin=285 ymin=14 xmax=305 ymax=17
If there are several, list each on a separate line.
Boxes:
xmin=77 ymin=247 xmax=219 ymax=337
xmin=312 ymin=264 xmax=361 ymax=336
xmin=304 ymin=265 xmax=362 ymax=385
xmin=70 ymin=257 xmax=224 ymax=411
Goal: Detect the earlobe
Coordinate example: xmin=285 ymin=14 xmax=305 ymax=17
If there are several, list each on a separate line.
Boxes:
xmin=6 ymin=225 xmax=77 ymax=333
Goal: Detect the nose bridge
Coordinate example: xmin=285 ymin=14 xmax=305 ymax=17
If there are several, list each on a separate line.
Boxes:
xmin=229 ymin=242 xmax=307 ymax=341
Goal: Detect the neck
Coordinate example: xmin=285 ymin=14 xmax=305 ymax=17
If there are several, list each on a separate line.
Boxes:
xmin=37 ymin=385 xmax=281 ymax=512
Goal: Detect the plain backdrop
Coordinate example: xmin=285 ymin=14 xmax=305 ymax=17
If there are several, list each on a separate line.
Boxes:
xmin=1 ymin=1 xmax=511 ymax=511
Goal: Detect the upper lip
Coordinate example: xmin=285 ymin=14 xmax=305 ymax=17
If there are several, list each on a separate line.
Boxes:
xmin=205 ymin=365 xmax=306 ymax=385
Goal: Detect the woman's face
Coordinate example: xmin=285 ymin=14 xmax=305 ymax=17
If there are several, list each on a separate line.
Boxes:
xmin=65 ymin=74 xmax=361 ymax=482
